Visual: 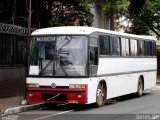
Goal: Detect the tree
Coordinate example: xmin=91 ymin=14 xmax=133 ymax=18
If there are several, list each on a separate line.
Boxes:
xmin=0 ymin=0 xmax=12 ymax=23
xmin=0 ymin=0 xmax=28 ymax=27
xmin=43 ymin=0 xmax=93 ymax=27
xmin=129 ymin=0 xmax=160 ymax=38
xmin=145 ymin=0 xmax=160 ymax=38
xmin=31 ymin=0 xmax=93 ymax=28
xmin=0 ymin=0 xmax=93 ymax=28
xmin=103 ymin=0 xmax=130 ymax=30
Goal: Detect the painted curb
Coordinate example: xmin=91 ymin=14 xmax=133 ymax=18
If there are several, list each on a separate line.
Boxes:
xmin=1 ymin=103 xmax=45 ymax=116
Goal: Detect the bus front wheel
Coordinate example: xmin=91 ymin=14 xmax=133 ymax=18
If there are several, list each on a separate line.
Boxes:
xmin=96 ymin=83 xmax=106 ymax=107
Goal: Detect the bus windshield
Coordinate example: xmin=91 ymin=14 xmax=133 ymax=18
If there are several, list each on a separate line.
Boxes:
xmin=29 ymin=35 xmax=88 ymax=77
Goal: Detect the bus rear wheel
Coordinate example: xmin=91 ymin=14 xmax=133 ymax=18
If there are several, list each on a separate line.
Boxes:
xmin=137 ymin=78 xmax=143 ymax=97
xmin=96 ymin=83 xmax=106 ymax=107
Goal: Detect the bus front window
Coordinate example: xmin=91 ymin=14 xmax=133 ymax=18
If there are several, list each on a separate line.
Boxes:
xmin=29 ymin=36 xmax=88 ymax=77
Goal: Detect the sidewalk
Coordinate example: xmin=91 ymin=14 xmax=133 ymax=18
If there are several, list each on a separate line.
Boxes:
xmin=0 ymin=96 xmax=45 ymax=116
xmin=0 ymin=96 xmax=22 ymax=114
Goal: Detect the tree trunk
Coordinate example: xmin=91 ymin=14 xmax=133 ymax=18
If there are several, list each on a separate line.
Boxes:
xmin=11 ymin=0 xmax=16 ymax=24
xmin=110 ymin=2 xmax=115 ymax=31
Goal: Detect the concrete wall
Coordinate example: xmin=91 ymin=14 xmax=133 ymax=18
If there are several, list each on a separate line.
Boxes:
xmin=0 ymin=67 xmax=26 ymax=98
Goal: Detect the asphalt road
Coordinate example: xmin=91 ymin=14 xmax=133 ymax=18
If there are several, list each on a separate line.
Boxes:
xmin=3 ymin=85 xmax=160 ymax=120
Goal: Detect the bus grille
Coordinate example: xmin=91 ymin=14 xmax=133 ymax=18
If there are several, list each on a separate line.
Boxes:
xmin=41 ymin=94 xmax=67 ymax=102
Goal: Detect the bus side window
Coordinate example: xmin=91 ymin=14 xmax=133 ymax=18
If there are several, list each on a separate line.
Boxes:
xmin=121 ymin=38 xmax=130 ymax=56
xmin=110 ymin=36 xmax=120 ymax=56
xmin=99 ymin=35 xmax=110 ymax=55
xmin=152 ymin=42 xmax=156 ymax=56
xmin=137 ymin=40 xmax=145 ymax=56
xmin=89 ymin=47 xmax=98 ymax=65
xmin=130 ymin=39 xmax=138 ymax=56
xmin=145 ymin=41 xmax=153 ymax=56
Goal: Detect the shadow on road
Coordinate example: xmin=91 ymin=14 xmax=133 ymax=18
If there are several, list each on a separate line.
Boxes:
xmin=114 ymin=92 xmax=151 ymax=102
xmin=45 ymin=103 xmax=94 ymax=111
xmin=43 ymin=92 xmax=152 ymax=111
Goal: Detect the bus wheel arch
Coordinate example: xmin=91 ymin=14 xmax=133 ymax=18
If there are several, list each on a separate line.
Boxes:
xmin=95 ymin=80 xmax=107 ymax=107
xmin=137 ymin=75 xmax=144 ymax=97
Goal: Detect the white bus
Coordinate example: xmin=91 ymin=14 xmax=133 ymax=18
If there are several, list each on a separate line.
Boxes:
xmin=27 ymin=26 xmax=157 ymax=107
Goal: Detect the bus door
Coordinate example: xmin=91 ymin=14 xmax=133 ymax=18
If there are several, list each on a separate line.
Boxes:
xmin=89 ymin=36 xmax=98 ymax=76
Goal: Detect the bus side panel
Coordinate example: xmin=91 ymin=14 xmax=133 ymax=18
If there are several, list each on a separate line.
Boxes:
xmin=143 ymin=71 xmax=157 ymax=90
xmin=105 ymin=74 xmax=138 ymax=99
xmin=97 ymin=58 xmax=156 ymax=99
xmin=81 ymin=78 xmax=99 ymax=104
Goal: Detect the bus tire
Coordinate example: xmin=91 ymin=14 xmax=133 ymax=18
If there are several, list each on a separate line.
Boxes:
xmin=96 ymin=83 xmax=106 ymax=107
xmin=137 ymin=77 xmax=143 ymax=97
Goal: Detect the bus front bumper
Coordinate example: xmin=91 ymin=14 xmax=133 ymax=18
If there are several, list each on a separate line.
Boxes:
xmin=27 ymin=88 xmax=87 ymax=104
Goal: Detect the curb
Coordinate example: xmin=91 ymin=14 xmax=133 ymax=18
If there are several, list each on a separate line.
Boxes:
xmin=1 ymin=103 xmax=45 ymax=116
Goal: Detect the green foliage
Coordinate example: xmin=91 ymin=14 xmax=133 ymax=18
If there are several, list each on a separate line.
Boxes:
xmin=103 ymin=0 xmax=130 ymax=30
xmin=103 ymin=0 xmax=130 ymax=18
xmin=129 ymin=0 xmax=147 ymax=17
xmin=130 ymin=0 xmax=160 ymax=38
xmin=15 ymin=16 xmax=28 ymax=27
xmin=130 ymin=16 xmax=150 ymax=35
xmin=102 ymin=0 xmax=159 ymax=36
xmin=0 ymin=0 xmax=93 ymax=28
xmin=157 ymin=46 xmax=160 ymax=53
xmin=0 ymin=0 xmax=11 ymax=23
xmin=147 ymin=0 xmax=160 ymax=12
xmin=48 ymin=0 xmax=93 ymax=27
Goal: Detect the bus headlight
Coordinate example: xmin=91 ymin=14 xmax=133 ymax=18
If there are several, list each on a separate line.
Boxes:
xmin=28 ymin=83 xmax=39 ymax=88
xmin=69 ymin=84 xmax=87 ymax=89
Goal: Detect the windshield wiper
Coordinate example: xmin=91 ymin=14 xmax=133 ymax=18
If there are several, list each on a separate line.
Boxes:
xmin=39 ymin=60 xmax=53 ymax=75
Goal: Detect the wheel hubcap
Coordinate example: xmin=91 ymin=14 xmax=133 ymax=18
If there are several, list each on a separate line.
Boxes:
xmin=138 ymin=81 xmax=142 ymax=95
xmin=97 ymin=88 xmax=104 ymax=106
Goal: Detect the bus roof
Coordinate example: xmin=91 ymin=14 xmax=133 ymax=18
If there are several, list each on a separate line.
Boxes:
xmin=31 ymin=26 xmax=156 ymax=40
